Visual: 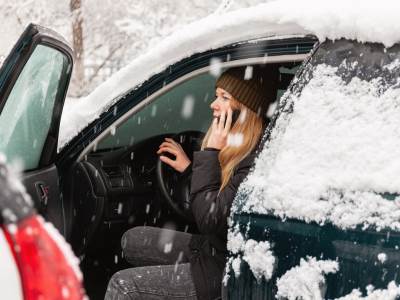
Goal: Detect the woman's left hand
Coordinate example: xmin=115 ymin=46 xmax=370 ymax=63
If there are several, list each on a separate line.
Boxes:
xmin=157 ymin=138 xmax=191 ymax=173
xmin=206 ymin=109 xmax=233 ymax=150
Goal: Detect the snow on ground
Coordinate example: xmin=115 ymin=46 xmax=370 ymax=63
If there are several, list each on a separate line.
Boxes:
xmin=276 ymin=257 xmax=339 ymax=300
xmin=238 ymin=62 xmax=400 ymax=231
xmin=224 ymin=228 xmax=275 ymax=283
xmin=59 ymin=0 xmax=400 ymax=150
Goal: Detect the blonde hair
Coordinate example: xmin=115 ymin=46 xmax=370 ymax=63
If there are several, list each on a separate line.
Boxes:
xmin=201 ymin=100 xmax=265 ymax=192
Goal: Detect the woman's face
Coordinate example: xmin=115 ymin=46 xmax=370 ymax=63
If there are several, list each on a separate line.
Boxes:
xmin=210 ymin=87 xmax=240 ymax=117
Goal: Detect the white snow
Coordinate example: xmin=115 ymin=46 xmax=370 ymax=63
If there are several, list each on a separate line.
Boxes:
xmin=0 ymin=153 xmax=32 ymax=209
xmin=276 ymin=257 xmax=339 ymax=300
xmin=239 ymin=62 xmax=400 ymax=231
xmin=377 ymin=253 xmax=387 ymax=264
xmin=59 ymin=0 xmax=400 ymax=150
xmin=181 ymin=95 xmax=195 ymax=119
xmin=335 ymin=281 xmax=400 ymax=300
xmin=225 ymin=229 xmax=275 ymax=282
xmin=242 ymin=239 xmax=275 ymax=280
xmin=209 ymin=57 xmax=223 ymax=77
xmin=227 ymin=133 xmax=244 ymax=147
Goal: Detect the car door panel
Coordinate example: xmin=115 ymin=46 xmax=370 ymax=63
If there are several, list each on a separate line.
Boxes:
xmin=22 ymin=164 xmax=64 ymax=234
xmin=228 ymin=214 xmax=400 ymax=299
xmin=0 ymin=24 xmax=73 ymax=235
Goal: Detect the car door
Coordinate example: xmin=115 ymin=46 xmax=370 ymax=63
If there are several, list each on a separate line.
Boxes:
xmin=0 ymin=23 xmax=73 ymax=235
xmin=226 ymin=39 xmax=400 ymax=299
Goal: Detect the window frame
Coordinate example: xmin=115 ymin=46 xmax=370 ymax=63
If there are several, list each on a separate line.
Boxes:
xmin=0 ymin=24 xmax=73 ymax=171
xmin=77 ymin=54 xmax=310 ymax=161
xmin=57 ymin=36 xmax=317 ymax=168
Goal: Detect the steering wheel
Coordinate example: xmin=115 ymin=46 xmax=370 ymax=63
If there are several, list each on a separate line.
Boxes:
xmin=156 ymin=130 xmax=204 ymax=221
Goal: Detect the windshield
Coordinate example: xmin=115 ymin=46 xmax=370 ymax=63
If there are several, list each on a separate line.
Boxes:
xmin=234 ymin=39 xmax=400 ymax=231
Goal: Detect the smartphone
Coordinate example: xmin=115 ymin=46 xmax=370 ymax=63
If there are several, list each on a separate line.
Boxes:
xmin=216 ymin=110 xmax=241 ymax=128
xmin=231 ymin=109 xmax=241 ymax=127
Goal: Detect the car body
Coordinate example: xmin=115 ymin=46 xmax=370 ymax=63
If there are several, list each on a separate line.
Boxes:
xmin=0 ymin=155 xmax=85 ymax=300
xmin=225 ymin=39 xmax=400 ymax=299
xmin=1 ymin=1 xmax=398 ymax=299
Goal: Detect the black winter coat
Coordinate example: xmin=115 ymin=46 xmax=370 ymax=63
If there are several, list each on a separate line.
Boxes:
xmin=187 ymin=149 xmax=256 ymax=300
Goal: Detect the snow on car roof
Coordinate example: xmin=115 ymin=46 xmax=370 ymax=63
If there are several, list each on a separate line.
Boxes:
xmin=59 ymin=0 xmax=400 ymax=149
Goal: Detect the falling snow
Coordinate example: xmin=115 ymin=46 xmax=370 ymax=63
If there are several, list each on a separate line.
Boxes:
xmin=181 ymin=95 xmax=195 ymax=119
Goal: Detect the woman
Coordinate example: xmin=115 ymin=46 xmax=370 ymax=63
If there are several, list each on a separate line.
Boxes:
xmin=105 ymin=66 xmax=278 ymax=300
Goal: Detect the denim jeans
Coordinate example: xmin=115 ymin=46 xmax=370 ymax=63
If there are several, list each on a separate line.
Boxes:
xmin=105 ymin=226 xmax=198 ymax=300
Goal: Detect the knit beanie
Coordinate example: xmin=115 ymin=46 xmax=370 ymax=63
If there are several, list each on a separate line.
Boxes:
xmin=216 ymin=66 xmax=279 ymax=118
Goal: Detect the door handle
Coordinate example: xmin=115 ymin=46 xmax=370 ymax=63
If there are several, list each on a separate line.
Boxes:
xmin=35 ymin=182 xmax=49 ymax=210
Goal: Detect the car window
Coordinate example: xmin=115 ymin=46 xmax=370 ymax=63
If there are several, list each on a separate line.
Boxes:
xmin=97 ymin=72 xmax=216 ymax=150
xmin=0 ymin=45 xmax=69 ymax=170
xmin=234 ymin=39 xmax=400 ymax=231
xmin=97 ymin=64 xmax=300 ymax=151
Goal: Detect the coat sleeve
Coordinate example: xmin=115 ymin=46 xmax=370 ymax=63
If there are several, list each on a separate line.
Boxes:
xmin=190 ymin=150 xmax=253 ymax=235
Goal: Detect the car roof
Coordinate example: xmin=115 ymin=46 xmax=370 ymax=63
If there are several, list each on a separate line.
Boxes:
xmin=59 ymin=0 xmax=400 ymax=150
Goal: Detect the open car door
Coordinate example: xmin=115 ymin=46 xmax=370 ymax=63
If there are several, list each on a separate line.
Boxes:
xmin=0 ymin=24 xmax=73 ymax=235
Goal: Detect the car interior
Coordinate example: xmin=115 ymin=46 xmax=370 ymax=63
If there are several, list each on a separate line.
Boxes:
xmin=64 ymin=60 xmax=302 ymax=299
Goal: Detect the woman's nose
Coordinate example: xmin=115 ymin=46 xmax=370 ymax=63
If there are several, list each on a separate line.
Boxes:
xmin=210 ymin=97 xmax=220 ymax=110
xmin=210 ymin=99 xmax=218 ymax=110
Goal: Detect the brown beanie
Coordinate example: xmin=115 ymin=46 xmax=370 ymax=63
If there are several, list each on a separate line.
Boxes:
xmin=216 ymin=66 xmax=279 ymax=118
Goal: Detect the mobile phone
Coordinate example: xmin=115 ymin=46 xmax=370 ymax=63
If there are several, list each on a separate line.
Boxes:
xmin=217 ymin=110 xmax=241 ymax=128
xmin=231 ymin=109 xmax=241 ymax=126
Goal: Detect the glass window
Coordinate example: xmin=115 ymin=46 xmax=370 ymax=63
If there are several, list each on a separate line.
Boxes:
xmin=236 ymin=40 xmax=400 ymax=230
xmin=97 ymin=72 xmax=216 ymax=150
xmin=0 ymin=45 xmax=68 ymax=170
xmin=97 ymin=63 xmax=300 ymax=151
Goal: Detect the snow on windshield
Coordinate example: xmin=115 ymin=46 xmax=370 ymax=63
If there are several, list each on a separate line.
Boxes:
xmin=59 ymin=0 xmax=400 ymax=150
xmin=236 ymin=57 xmax=400 ymax=231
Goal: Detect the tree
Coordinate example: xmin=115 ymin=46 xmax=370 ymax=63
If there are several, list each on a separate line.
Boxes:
xmin=0 ymin=0 xmax=270 ymax=97
xmin=70 ymin=0 xmax=85 ymax=96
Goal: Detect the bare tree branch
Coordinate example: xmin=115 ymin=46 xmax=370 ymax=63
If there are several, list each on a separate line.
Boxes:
xmin=86 ymin=44 xmax=122 ymax=84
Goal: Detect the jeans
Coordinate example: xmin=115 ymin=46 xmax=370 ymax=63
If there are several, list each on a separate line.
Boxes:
xmin=105 ymin=226 xmax=198 ymax=300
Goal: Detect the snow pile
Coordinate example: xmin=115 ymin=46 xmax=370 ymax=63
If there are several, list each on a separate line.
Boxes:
xmin=239 ymin=63 xmax=400 ymax=231
xmin=276 ymin=257 xmax=339 ymax=300
xmin=335 ymin=281 xmax=400 ymax=300
xmin=59 ymin=0 xmax=400 ymax=149
xmin=225 ymin=229 xmax=275 ymax=283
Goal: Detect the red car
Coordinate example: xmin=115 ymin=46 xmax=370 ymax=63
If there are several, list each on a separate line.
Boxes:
xmin=0 ymin=156 xmax=85 ymax=299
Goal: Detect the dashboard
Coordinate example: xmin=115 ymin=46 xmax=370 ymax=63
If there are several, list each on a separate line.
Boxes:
xmin=68 ymin=132 xmax=203 ymax=254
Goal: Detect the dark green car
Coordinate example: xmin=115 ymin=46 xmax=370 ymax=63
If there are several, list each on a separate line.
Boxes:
xmin=226 ymin=39 xmax=400 ymax=299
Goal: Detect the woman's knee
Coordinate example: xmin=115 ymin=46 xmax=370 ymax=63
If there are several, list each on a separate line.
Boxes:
xmin=105 ymin=270 xmax=140 ymax=300
xmin=121 ymin=226 xmax=160 ymax=264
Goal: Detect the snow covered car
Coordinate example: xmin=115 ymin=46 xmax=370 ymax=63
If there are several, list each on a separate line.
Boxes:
xmin=0 ymin=156 xmax=85 ymax=300
xmin=224 ymin=20 xmax=400 ymax=300
xmin=2 ymin=1 xmax=399 ymax=299
xmin=0 ymin=9 xmax=317 ymax=300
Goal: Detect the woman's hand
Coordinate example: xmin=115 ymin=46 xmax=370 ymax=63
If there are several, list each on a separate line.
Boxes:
xmin=157 ymin=138 xmax=191 ymax=173
xmin=206 ymin=108 xmax=233 ymax=150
